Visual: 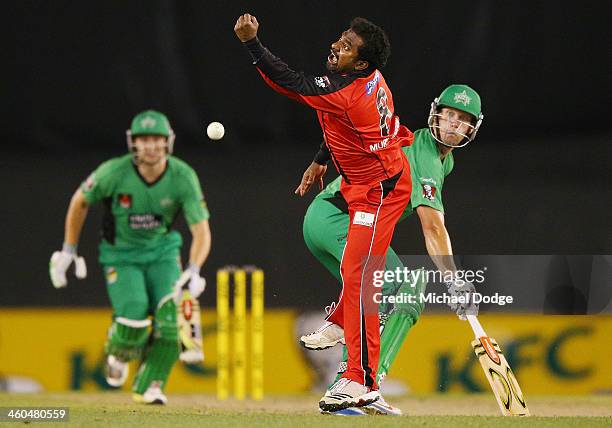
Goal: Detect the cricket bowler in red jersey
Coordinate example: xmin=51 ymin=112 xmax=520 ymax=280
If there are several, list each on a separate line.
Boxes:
xmin=235 ymin=14 xmax=412 ymax=411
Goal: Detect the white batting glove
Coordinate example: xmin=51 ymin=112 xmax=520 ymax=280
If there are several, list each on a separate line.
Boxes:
xmin=49 ymin=245 xmax=87 ymax=288
xmin=186 ymin=263 xmax=206 ymax=298
xmin=444 ymin=278 xmax=479 ymax=320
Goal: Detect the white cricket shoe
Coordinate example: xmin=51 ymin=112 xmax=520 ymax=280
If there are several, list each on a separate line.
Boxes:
xmin=105 ymin=355 xmax=128 ymax=387
xmin=319 ymin=378 xmax=380 ymax=412
xmin=362 ymin=394 xmax=402 ymax=415
xmin=319 ymin=407 xmax=367 ymax=416
xmin=132 ymin=383 xmax=167 ymax=405
xmin=300 ymin=322 xmax=344 ymax=350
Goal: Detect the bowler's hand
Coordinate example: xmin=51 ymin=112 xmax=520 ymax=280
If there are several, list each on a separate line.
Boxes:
xmin=234 ymin=13 xmax=259 ymax=42
xmin=294 ymin=162 xmax=327 ymax=196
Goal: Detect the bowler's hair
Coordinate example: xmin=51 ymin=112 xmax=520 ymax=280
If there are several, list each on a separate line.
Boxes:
xmin=349 ymin=17 xmax=391 ymax=69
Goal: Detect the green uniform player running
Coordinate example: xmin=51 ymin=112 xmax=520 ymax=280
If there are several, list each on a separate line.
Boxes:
xmin=49 ymin=110 xmax=212 ymax=405
xmin=300 ymin=85 xmax=484 ymax=415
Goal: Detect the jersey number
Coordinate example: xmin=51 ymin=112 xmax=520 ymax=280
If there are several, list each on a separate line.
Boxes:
xmin=376 ymin=87 xmax=393 ymax=137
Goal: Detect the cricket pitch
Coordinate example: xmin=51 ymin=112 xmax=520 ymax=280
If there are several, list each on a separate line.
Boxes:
xmin=1 ymin=392 xmax=610 ymax=427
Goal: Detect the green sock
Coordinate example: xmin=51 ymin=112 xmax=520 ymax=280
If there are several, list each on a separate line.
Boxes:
xmin=328 ymin=346 xmax=348 ymax=389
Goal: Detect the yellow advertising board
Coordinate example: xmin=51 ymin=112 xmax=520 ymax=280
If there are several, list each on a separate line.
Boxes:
xmin=0 ymin=309 xmax=610 ymax=394
xmin=394 ymin=314 xmax=612 ymax=394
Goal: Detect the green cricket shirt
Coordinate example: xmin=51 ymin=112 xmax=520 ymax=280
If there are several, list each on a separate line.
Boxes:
xmin=316 ymin=128 xmax=454 ymax=220
xmin=81 ymin=154 xmax=209 ymax=264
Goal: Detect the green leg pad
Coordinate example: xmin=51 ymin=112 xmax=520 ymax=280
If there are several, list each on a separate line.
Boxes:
xmin=104 ymin=317 xmax=151 ymax=361
xmin=392 ymin=272 xmax=426 ymax=319
xmin=377 ymin=312 xmax=415 ymax=384
xmin=133 ymin=295 xmax=180 ymax=394
xmin=377 ymin=274 xmax=426 ymax=383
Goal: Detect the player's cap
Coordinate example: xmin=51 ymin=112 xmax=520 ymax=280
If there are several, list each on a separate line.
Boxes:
xmin=130 ymin=110 xmax=172 ymax=137
xmin=437 ymin=84 xmax=482 ymax=119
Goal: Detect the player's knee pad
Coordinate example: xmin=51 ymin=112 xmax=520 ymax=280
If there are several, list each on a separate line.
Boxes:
xmin=154 ymin=294 xmax=179 ymax=342
xmin=140 ymin=295 xmax=180 ymax=367
xmin=105 ymin=317 xmax=151 ymax=361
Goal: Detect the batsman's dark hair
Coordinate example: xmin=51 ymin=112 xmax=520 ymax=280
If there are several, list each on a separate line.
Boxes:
xmin=349 ymin=17 xmax=391 ymax=69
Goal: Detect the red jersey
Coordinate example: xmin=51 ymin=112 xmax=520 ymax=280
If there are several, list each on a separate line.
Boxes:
xmin=245 ymin=38 xmax=410 ymax=185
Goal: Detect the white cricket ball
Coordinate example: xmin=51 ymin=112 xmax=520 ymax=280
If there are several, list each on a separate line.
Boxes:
xmin=206 ymin=121 xmax=225 ymax=140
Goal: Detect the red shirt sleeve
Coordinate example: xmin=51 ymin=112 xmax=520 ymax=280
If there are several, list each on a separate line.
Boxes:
xmin=244 ymin=38 xmax=368 ymax=115
xmin=397 ymin=124 xmax=415 ymax=147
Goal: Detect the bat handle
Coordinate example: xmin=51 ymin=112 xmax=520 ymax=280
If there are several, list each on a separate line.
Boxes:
xmin=466 ymin=314 xmax=487 ymax=339
xmin=174 ymin=270 xmax=192 ymax=292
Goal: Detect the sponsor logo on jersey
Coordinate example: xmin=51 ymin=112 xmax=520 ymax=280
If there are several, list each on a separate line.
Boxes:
xmin=106 ymin=267 xmax=118 ymax=285
xmin=453 ymin=90 xmax=472 ymax=106
xmin=314 ymin=76 xmax=330 ymax=88
xmin=160 ymin=197 xmax=174 ymax=207
xmin=365 ymin=71 xmax=381 ymax=96
xmin=118 ymin=193 xmax=132 ymax=209
xmin=129 ymin=214 xmax=163 ymax=229
xmin=421 ymin=177 xmax=437 ymax=185
xmin=353 ymin=211 xmax=375 ymax=227
xmin=140 ymin=116 xmax=157 ymax=128
xmin=422 ymin=184 xmax=437 ymax=201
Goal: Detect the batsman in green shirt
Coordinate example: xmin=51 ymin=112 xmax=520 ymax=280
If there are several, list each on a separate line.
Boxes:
xmin=300 ymin=85 xmax=483 ymax=415
xmin=49 ymin=110 xmax=211 ymax=405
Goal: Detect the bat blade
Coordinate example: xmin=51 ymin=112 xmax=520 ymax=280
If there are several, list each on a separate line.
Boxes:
xmin=177 ymin=290 xmax=204 ymax=364
xmin=472 ymin=336 xmax=530 ymax=416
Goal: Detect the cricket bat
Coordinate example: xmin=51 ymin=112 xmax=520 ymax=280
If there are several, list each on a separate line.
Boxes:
xmin=466 ymin=315 xmax=530 ymax=416
xmin=175 ymin=271 xmax=205 ymax=364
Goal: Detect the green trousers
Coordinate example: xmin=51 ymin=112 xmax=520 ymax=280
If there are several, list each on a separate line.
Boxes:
xmin=103 ymin=257 xmax=181 ymax=393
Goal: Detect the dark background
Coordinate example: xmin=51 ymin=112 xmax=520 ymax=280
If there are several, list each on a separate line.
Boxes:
xmin=2 ymin=1 xmax=610 ymax=310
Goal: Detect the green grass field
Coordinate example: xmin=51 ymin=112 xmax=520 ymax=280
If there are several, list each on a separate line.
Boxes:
xmin=1 ymin=393 xmax=610 ymax=427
